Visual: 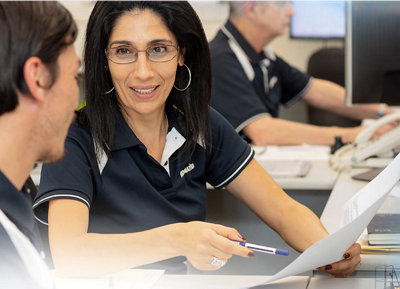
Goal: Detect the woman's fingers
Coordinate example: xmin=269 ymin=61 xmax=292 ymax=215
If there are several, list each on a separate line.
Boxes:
xmin=317 ymin=243 xmax=361 ymax=277
xmin=209 ymin=226 xmax=254 ymax=258
xmin=182 ymin=221 xmax=254 ymax=271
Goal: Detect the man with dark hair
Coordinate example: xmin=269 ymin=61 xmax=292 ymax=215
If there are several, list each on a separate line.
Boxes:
xmin=0 ymin=2 xmax=80 ymax=288
xmin=210 ymin=1 xmax=394 ymax=145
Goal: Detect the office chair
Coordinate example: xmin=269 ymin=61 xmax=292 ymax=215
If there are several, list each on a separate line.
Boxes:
xmin=307 ymin=47 xmax=361 ymax=127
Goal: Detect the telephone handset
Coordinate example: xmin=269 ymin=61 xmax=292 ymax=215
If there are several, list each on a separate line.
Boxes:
xmin=330 ymin=112 xmax=400 ymax=170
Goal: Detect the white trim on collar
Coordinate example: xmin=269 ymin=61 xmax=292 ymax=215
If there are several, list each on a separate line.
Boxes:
xmin=263 ymin=46 xmax=276 ymax=61
xmin=161 ymin=127 xmax=186 ymax=176
xmin=221 ymin=25 xmax=276 ymax=82
xmin=221 ymin=25 xmax=255 ymax=82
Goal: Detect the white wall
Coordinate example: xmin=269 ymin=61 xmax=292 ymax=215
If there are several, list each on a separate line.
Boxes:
xmin=61 ymin=1 xmax=94 ymax=63
xmin=63 ymin=1 xmax=344 ymax=123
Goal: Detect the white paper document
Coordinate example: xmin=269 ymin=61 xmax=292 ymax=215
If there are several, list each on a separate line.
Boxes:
xmin=389 ymin=185 xmax=400 ymax=198
xmin=242 ymin=153 xmax=400 ymax=288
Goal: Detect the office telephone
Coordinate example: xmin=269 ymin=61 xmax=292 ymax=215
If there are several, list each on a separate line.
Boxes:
xmin=330 ymin=112 xmax=400 ymax=170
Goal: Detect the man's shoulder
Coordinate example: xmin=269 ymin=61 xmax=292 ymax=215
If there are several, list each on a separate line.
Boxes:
xmin=209 ymin=38 xmax=242 ymax=71
xmin=209 ymin=30 xmax=232 ymax=55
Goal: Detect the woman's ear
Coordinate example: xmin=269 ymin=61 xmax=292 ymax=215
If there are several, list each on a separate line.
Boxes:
xmin=23 ymin=56 xmax=50 ymax=102
xmin=178 ymin=47 xmax=186 ymax=66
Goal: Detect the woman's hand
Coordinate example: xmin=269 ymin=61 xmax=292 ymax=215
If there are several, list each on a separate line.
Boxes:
xmin=175 ymin=221 xmax=254 ymax=270
xmin=317 ymin=243 xmax=361 ymax=277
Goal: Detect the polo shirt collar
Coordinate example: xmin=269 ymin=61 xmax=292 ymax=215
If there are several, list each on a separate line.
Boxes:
xmin=224 ymin=20 xmax=266 ymax=64
xmin=0 ymin=171 xmax=37 ymax=242
xmin=107 ymin=106 xmax=186 ymax=175
xmin=112 ymin=106 xmax=186 ymax=152
xmin=112 ymin=109 xmax=142 ymax=151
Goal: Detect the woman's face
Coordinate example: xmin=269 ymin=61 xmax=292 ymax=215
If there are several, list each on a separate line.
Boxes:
xmin=107 ymin=9 xmax=184 ymax=118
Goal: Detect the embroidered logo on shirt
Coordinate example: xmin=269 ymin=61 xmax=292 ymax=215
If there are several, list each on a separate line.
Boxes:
xmin=180 ymin=163 xmax=195 ymax=178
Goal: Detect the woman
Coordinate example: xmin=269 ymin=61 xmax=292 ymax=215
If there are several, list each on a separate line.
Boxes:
xmin=33 ymin=1 xmax=360 ymax=277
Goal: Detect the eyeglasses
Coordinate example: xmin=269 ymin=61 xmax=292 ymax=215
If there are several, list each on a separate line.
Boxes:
xmin=106 ymin=43 xmax=179 ymax=64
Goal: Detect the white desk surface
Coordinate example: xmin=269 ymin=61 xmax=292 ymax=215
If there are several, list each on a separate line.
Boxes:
xmin=308 ymin=277 xmax=376 ymax=289
xmin=151 ymin=275 xmax=309 ymax=289
xmin=320 ymin=168 xmax=400 ymax=271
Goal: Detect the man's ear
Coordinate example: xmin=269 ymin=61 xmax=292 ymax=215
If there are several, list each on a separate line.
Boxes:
xmin=23 ymin=56 xmax=50 ymax=102
xmin=244 ymin=1 xmax=258 ymax=20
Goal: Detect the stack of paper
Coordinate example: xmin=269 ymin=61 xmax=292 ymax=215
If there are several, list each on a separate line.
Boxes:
xmin=367 ymin=213 xmax=400 ymax=245
xmin=359 ymin=239 xmax=400 ymax=253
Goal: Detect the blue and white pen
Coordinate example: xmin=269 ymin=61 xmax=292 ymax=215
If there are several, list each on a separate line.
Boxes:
xmin=232 ymin=241 xmax=290 ymax=256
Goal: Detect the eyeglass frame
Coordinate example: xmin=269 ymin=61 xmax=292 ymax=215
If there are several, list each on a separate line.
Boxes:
xmin=105 ymin=43 xmax=180 ymax=64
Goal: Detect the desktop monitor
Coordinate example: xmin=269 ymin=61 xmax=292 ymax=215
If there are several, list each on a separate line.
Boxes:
xmin=290 ymin=0 xmax=345 ymax=40
xmin=346 ymin=1 xmax=400 ymax=105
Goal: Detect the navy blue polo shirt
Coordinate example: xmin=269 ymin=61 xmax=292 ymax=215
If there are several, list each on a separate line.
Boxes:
xmin=210 ymin=20 xmax=312 ymax=134
xmin=33 ymin=106 xmax=253 ymax=271
xmin=0 ymin=171 xmax=46 ymax=288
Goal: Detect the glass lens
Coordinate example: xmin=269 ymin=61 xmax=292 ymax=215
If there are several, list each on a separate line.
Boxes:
xmin=108 ymin=46 xmax=136 ymax=63
xmin=107 ymin=44 xmax=178 ymax=64
xmin=147 ymin=44 xmax=178 ymax=62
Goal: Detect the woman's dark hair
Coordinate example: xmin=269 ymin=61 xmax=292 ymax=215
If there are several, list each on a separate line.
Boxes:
xmin=0 ymin=1 xmax=77 ymax=115
xmin=84 ymin=1 xmax=211 ymax=158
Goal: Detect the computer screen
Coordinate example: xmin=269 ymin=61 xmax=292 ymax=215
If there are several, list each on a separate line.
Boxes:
xmin=346 ymin=1 xmax=400 ymax=105
xmin=290 ymin=0 xmax=345 ymax=40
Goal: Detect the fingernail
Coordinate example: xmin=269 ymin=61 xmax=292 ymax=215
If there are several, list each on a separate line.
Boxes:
xmin=238 ymin=234 xmax=246 ymax=241
xmin=325 ymin=265 xmax=332 ymax=270
xmin=248 ymin=252 xmax=255 ymax=257
xmin=343 ymin=253 xmax=350 ymax=259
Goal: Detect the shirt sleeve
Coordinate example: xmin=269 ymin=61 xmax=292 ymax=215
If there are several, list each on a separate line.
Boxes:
xmin=210 ymin=50 xmax=270 ymax=131
xmin=275 ymin=56 xmax=313 ymax=106
xmin=205 ymin=108 xmax=254 ymax=189
xmin=33 ymin=123 xmax=95 ymax=225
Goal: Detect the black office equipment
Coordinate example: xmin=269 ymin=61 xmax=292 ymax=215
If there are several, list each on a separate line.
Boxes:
xmin=307 ymin=47 xmax=361 ymax=127
xmin=346 ymin=1 xmax=400 ymax=105
xmin=352 ymin=167 xmax=385 ymax=182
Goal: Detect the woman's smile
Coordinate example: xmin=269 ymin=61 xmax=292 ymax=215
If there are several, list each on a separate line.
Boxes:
xmin=130 ymin=85 xmax=159 ymax=99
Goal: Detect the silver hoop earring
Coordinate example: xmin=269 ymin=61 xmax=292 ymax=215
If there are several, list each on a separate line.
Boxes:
xmin=105 ymin=87 xmax=115 ymax=94
xmin=174 ymin=64 xmax=191 ymax=92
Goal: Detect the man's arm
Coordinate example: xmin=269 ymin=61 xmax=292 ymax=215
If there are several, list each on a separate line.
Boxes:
xmin=243 ymin=115 xmax=362 ymax=146
xmin=302 ymin=79 xmax=392 ymax=120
